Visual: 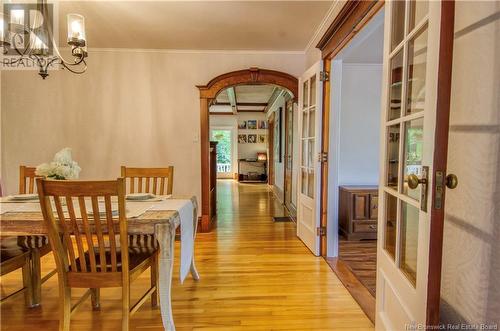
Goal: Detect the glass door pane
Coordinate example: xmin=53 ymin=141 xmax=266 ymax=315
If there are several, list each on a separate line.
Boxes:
xmin=403 ymin=118 xmax=424 ymax=200
xmin=389 ymin=50 xmax=404 ymax=120
xmin=400 ymin=202 xmax=419 ymax=285
xmin=391 ymin=1 xmax=406 ymax=50
xmin=384 ymin=193 xmax=398 ymax=260
xmin=310 ymin=75 xmax=316 ymax=106
xmin=408 ymin=0 xmax=428 ymax=32
xmin=405 ymin=26 xmax=428 ymax=115
xmin=386 ymin=124 xmax=401 ymax=190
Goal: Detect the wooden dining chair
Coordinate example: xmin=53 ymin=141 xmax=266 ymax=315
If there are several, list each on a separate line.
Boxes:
xmin=19 ymin=165 xmax=41 ymax=194
xmin=37 ymin=178 xmax=159 ymax=331
xmin=120 ymin=166 xmax=174 ymax=195
xmin=0 ymin=166 xmax=53 ymax=307
xmin=0 ymin=238 xmax=34 ymax=306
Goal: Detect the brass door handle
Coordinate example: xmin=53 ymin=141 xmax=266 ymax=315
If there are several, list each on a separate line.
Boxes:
xmin=446 ymin=174 xmax=458 ymax=189
xmin=407 ymin=174 xmax=427 ymax=189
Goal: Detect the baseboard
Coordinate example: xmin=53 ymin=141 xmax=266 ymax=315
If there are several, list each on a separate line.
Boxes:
xmin=271 ymin=185 xmax=284 ymax=204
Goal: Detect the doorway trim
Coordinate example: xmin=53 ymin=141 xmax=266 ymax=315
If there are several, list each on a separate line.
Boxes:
xmin=197 ymin=67 xmax=298 ymax=232
xmin=316 ymin=0 xmax=385 ymax=256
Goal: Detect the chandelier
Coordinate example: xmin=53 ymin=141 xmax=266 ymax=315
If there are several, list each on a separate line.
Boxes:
xmin=0 ymin=0 xmax=88 ymax=79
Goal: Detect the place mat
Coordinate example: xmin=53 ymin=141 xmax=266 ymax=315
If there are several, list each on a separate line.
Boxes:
xmin=0 ymin=196 xmax=39 ymax=203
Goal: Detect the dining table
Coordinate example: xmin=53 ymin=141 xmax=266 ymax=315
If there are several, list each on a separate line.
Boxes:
xmin=0 ymin=194 xmax=200 ymax=331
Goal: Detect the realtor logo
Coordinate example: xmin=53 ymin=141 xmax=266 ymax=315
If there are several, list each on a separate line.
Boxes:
xmin=1 ymin=2 xmax=59 ymax=72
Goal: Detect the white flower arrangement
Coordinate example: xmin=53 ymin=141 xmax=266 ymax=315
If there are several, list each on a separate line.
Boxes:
xmin=36 ymin=148 xmax=81 ymax=180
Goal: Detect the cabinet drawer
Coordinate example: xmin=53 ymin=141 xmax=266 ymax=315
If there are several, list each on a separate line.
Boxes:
xmin=353 ymin=222 xmax=377 ymax=233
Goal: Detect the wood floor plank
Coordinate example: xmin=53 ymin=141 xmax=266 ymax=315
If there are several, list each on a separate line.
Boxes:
xmin=0 ymin=180 xmax=373 ymax=330
xmin=338 ymin=239 xmax=377 ymax=296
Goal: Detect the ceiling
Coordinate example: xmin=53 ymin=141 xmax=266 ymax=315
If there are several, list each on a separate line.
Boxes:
xmin=57 ymin=1 xmax=334 ymax=50
xmin=210 ymin=84 xmax=282 ymax=114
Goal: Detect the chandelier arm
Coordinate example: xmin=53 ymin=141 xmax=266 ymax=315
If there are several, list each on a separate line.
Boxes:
xmin=60 ymin=59 xmax=87 ymax=74
xmin=50 ymin=37 xmax=86 ymax=67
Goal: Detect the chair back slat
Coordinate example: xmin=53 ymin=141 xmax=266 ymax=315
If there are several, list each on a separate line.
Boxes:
xmin=104 ymin=196 xmax=118 ymax=272
xmin=78 ymin=197 xmax=98 ymax=272
xmin=121 ymin=166 xmax=174 ymax=195
xmin=19 ymin=166 xmax=41 ymax=194
xmin=36 ymin=179 xmax=127 ymax=276
xmin=53 ymin=196 xmax=78 ymax=271
xmin=66 ymin=196 xmax=87 ymax=272
xmin=91 ymin=196 xmax=108 ymax=273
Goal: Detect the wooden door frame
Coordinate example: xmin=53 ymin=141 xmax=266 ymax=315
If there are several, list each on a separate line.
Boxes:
xmin=316 ymin=0 xmax=456 ymax=327
xmin=268 ymin=113 xmax=275 ymax=186
xmin=316 ymin=0 xmax=385 ymax=257
xmin=197 ymin=68 xmax=298 ymax=232
xmin=283 ymin=97 xmax=297 ymax=217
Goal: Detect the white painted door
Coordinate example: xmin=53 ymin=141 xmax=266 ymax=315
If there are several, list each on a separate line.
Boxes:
xmin=297 ymin=61 xmax=322 ymax=255
xmin=376 ymin=1 xmax=451 ymax=329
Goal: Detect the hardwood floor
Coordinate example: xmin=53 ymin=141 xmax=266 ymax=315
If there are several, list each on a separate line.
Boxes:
xmin=338 ymin=239 xmax=377 ymax=296
xmin=0 ymin=180 xmax=373 ymax=330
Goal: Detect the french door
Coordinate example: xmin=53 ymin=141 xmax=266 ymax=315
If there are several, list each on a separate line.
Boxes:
xmin=284 ymin=98 xmax=296 ymax=217
xmin=297 ymin=61 xmax=322 ymax=255
xmin=210 ymin=128 xmax=234 ymax=179
xmin=376 ymin=1 xmax=454 ymax=329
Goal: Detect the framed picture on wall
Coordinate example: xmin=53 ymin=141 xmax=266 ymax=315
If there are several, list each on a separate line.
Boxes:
xmin=247 ymin=120 xmax=257 ymax=130
xmin=248 ymin=134 xmax=257 ymax=143
xmin=238 ymin=134 xmax=247 ymax=144
xmin=238 ymin=121 xmax=247 ymax=129
xmin=258 ymin=120 xmax=268 ymax=129
xmin=258 ymin=134 xmax=267 ymax=143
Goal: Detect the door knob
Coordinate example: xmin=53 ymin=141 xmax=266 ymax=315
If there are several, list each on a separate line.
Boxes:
xmin=407 ymin=174 xmax=427 ymax=190
xmin=446 ymin=174 xmax=458 ymax=189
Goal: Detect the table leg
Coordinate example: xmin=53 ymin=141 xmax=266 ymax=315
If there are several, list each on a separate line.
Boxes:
xmin=190 ymin=209 xmax=200 ymax=281
xmin=155 ymin=222 xmax=176 ymax=331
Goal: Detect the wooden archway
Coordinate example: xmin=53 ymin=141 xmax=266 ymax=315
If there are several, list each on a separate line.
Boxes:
xmin=197 ymin=67 xmax=298 ymax=232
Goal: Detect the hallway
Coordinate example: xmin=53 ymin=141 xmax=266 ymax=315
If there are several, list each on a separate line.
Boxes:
xmin=191 ymin=180 xmax=374 ymax=330
xmin=0 ymin=180 xmax=373 ymax=330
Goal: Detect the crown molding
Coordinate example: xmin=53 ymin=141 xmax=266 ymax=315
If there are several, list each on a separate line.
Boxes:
xmin=303 ymin=0 xmax=344 ymax=53
xmin=78 ymin=48 xmax=306 ymax=55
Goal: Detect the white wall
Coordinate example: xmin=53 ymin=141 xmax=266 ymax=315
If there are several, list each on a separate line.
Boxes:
xmin=440 ymin=1 xmax=500 ymax=325
xmin=338 ymin=64 xmax=382 ymax=185
xmin=1 ymin=50 xmax=305 ymax=205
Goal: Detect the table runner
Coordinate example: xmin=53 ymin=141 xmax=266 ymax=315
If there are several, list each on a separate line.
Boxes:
xmin=150 ymin=199 xmax=194 ymax=283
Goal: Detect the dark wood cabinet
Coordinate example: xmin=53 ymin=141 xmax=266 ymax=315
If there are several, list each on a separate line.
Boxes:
xmin=339 ymin=186 xmax=378 ymax=240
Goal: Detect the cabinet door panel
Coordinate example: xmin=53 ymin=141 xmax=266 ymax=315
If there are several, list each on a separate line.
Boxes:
xmin=353 ymin=194 xmax=369 ymax=220
xmin=370 ymin=194 xmax=379 ymax=220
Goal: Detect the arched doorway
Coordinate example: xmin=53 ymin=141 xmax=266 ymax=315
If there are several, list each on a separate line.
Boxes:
xmin=197 ymin=67 xmax=298 ymax=232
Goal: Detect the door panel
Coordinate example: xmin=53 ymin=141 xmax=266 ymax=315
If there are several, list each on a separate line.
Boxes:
xmin=284 ymin=98 xmax=296 ymax=217
xmin=297 ymin=61 xmax=322 ymax=256
xmin=376 ymin=1 xmax=454 ymax=329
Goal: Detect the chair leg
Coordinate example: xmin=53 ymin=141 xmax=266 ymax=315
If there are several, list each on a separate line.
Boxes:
xmin=59 ymin=285 xmax=71 ymax=331
xmin=151 ymin=254 xmax=158 ymax=308
xmin=30 ymin=248 xmax=42 ymax=307
xmin=122 ymin=282 xmax=130 ymax=331
xmin=90 ymin=288 xmax=100 ymax=311
xmin=22 ymin=260 xmax=34 ymax=307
